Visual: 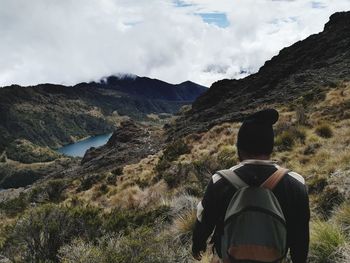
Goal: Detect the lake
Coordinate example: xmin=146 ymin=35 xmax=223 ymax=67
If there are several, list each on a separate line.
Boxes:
xmin=57 ymin=133 xmax=113 ymax=157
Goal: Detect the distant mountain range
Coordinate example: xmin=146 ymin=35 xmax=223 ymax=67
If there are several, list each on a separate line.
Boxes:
xmin=0 ymin=76 xmax=206 ymax=151
xmin=168 ymin=11 xmax=350 ymax=138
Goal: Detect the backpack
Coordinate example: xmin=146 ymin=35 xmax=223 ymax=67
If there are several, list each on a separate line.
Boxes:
xmin=216 ymin=167 xmax=289 ymax=263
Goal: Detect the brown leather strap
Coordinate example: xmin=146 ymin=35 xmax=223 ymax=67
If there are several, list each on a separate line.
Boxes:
xmin=260 ymin=167 xmax=289 ymax=190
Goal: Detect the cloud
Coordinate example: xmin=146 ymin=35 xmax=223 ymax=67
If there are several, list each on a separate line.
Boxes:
xmin=0 ymin=0 xmax=349 ymax=87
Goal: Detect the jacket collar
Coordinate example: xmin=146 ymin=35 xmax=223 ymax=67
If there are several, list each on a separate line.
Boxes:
xmin=240 ymin=159 xmax=278 ymax=166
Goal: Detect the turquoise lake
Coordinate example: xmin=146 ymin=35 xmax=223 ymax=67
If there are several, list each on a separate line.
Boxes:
xmin=57 ymin=133 xmax=113 ymax=157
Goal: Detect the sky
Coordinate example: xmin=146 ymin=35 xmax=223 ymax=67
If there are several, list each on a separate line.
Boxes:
xmin=0 ymin=0 xmax=350 ymax=87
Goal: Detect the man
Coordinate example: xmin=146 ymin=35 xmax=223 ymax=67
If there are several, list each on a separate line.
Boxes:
xmin=192 ymin=109 xmax=310 ymax=262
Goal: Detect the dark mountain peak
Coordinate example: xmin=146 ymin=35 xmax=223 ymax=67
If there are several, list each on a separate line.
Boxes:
xmin=324 ymin=11 xmax=350 ymax=31
xmin=167 ymin=11 xmax=350 ymax=139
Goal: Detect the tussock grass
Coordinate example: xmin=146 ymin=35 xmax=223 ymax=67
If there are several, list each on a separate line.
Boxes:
xmin=309 ymin=220 xmax=347 ymax=263
xmin=333 ymin=202 xmax=350 ymax=234
xmin=108 ymin=181 xmax=168 ymax=210
xmin=172 ymin=209 xmax=197 ymax=243
xmin=315 ymin=123 xmax=333 ymax=138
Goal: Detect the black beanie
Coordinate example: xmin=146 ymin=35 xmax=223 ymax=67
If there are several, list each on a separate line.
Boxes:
xmin=236 ymin=109 xmax=279 ymax=155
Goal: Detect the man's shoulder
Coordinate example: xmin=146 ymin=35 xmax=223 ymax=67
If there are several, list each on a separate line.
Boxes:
xmin=211 ymin=163 xmax=244 ymax=184
xmin=285 ymin=170 xmax=305 ymax=185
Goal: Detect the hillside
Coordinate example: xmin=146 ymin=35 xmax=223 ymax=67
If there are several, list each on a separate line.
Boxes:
xmin=0 ymin=76 xmax=206 ymax=151
xmin=167 ymin=11 xmax=350 ymax=139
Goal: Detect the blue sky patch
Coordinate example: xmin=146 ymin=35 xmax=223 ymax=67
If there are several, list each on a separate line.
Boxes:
xmin=173 ymin=0 xmax=193 ymax=8
xmin=198 ymin=13 xmax=230 ymax=28
xmin=311 ymin=1 xmax=327 ymax=9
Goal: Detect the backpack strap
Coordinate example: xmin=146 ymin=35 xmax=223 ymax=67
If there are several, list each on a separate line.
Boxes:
xmin=216 ymin=169 xmax=248 ymax=189
xmin=260 ymin=167 xmax=289 ymax=190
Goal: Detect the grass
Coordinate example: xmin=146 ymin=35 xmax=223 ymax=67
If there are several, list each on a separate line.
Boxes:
xmin=315 ymin=123 xmax=333 ymax=138
xmin=333 ymin=202 xmax=350 ymax=234
xmin=309 ymin=220 xmax=347 ymax=263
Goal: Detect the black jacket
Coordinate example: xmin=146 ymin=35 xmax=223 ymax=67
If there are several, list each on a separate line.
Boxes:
xmin=192 ymin=159 xmax=310 ymax=263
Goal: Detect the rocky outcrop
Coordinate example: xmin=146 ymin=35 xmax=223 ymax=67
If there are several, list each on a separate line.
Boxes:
xmin=167 ymin=11 xmax=350 ymax=139
xmin=80 ymin=120 xmax=164 ymax=173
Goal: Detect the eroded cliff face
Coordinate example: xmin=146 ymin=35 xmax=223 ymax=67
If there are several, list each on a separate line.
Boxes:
xmin=167 ymin=11 xmax=350 ymax=139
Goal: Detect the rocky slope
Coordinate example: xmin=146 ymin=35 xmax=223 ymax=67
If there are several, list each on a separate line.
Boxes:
xmin=167 ymin=11 xmax=350 ymax=139
xmin=79 ymin=120 xmax=164 ymax=174
xmin=0 ymin=76 xmax=206 ymax=151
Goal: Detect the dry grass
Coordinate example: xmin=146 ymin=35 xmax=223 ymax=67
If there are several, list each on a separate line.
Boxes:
xmin=309 ymin=220 xmax=347 ymax=263
xmin=107 ymin=181 xmax=168 ymax=210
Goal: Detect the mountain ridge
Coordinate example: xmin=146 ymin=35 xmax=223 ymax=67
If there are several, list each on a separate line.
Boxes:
xmin=167 ymin=11 xmax=350 ymax=139
xmin=0 ymin=75 xmax=206 ymax=151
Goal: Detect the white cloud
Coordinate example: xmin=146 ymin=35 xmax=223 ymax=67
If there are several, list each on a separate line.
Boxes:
xmin=0 ymin=0 xmax=349 ymax=87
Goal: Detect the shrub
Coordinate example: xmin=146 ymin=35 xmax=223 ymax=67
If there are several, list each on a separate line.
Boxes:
xmin=275 ymin=126 xmax=306 ymax=151
xmin=103 ymin=206 xmax=170 ymax=233
xmin=9 ymin=204 xmax=77 ymax=262
xmin=155 ymin=140 xmax=190 ymax=175
xmin=0 ymin=193 xmax=28 ymax=217
xmin=162 ymin=162 xmax=193 ymax=188
xmin=46 ymin=179 xmax=67 ymax=202
xmin=0 ymin=152 xmax=6 ymax=163
xmin=28 ymin=179 xmax=67 ymax=203
xmin=0 ymin=169 xmax=41 ymax=189
xmin=5 ymin=204 xmax=103 ymax=262
xmin=111 ymin=166 xmax=123 ymax=176
xmin=58 ymin=239 xmax=102 ymax=263
xmin=309 ymin=220 xmax=346 ymax=263
xmin=59 ymin=227 xmax=190 ymax=263
xmin=315 ymin=124 xmax=333 ymax=138
xmin=77 ymin=174 xmax=102 ymax=192
xmin=275 ymin=131 xmax=295 ymax=151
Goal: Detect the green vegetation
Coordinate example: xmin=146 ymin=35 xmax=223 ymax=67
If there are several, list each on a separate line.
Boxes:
xmin=155 ymin=140 xmax=191 ymax=186
xmin=275 ymin=126 xmax=306 ymax=151
xmin=309 ymin=220 xmax=347 ymax=263
xmin=315 ymin=123 xmax=333 ymax=138
xmin=6 ymin=139 xmax=61 ymax=163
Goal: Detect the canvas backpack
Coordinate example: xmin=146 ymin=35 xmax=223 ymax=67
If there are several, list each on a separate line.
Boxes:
xmin=216 ymin=167 xmax=289 ymax=263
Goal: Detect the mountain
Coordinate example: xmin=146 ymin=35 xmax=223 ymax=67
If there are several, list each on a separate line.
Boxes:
xmin=167 ymin=11 xmax=350 ymax=139
xmin=0 ymin=76 xmax=206 ymax=151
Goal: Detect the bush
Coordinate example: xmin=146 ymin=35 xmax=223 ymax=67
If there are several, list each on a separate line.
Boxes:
xmin=155 ymin=140 xmax=190 ymax=175
xmin=103 ymin=206 xmax=170 ymax=233
xmin=77 ymin=174 xmax=102 ymax=192
xmin=5 ymin=204 xmax=103 ymax=262
xmin=59 ymin=227 xmax=190 ymax=263
xmin=28 ymin=179 xmax=67 ymax=203
xmin=315 ymin=124 xmax=333 ymax=138
xmin=46 ymin=179 xmax=67 ymax=202
xmin=0 ymin=193 xmax=28 ymax=217
xmin=0 ymin=169 xmax=41 ymax=189
xmin=309 ymin=220 xmax=346 ymax=263
xmin=162 ymin=162 xmax=193 ymax=188
xmin=275 ymin=126 xmax=306 ymax=151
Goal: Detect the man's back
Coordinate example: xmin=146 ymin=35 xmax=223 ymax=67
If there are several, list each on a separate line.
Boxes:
xmin=192 ymin=159 xmax=310 ymax=262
